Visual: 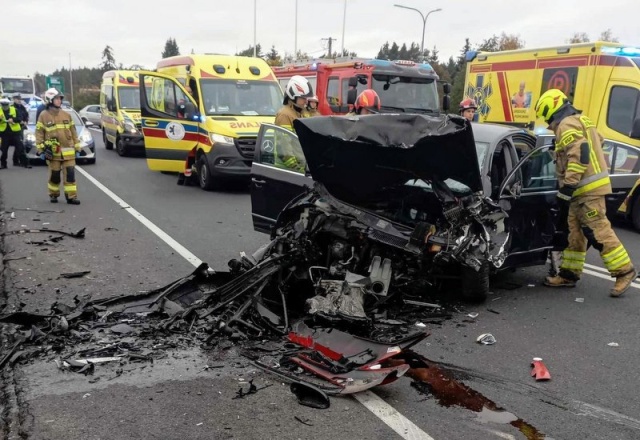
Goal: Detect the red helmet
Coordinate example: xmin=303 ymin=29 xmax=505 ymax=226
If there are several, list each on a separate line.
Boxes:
xmin=459 ymin=98 xmax=477 ymax=112
xmin=355 ymin=89 xmax=381 ymax=113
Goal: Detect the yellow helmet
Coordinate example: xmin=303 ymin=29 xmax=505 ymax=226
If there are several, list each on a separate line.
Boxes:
xmin=535 ymin=89 xmax=567 ymax=122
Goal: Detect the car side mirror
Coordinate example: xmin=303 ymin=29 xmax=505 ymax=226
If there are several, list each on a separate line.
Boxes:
xmin=107 ymin=99 xmax=116 ymax=112
xmin=442 ymin=95 xmax=451 ymax=112
xmin=85 ymin=121 xmax=94 ymax=127
xmin=81 ymin=116 xmax=88 ymax=122
xmin=348 ymin=77 xmax=358 ymax=88
xmin=442 ymin=82 xmax=451 ymax=94
xmin=630 ymin=117 xmax=640 ymax=139
xmin=347 ymin=89 xmax=357 ymax=106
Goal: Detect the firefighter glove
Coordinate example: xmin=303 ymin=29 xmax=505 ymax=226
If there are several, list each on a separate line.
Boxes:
xmin=557 ymin=185 xmax=576 ymax=206
xmin=40 ymin=153 xmax=46 ymax=161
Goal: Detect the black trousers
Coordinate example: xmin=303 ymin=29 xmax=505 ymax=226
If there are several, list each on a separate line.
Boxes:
xmin=0 ymin=131 xmax=26 ymax=166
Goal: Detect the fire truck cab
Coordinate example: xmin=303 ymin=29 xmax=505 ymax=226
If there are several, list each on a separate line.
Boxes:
xmin=273 ymin=58 xmax=447 ymax=115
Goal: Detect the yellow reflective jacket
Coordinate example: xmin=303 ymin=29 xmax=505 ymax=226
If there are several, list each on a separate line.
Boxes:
xmin=35 ymin=108 xmax=80 ymax=161
xmin=553 ymin=114 xmax=611 ymax=197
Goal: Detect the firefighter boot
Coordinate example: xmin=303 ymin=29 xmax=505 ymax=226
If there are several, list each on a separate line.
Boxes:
xmin=610 ymin=269 xmax=638 ymax=297
xmin=50 ymin=196 xmax=58 ymax=203
xmin=66 ymin=198 xmax=81 ymax=205
xmin=544 ymin=275 xmax=577 ymax=288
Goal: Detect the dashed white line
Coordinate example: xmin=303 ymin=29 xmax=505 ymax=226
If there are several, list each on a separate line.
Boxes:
xmin=75 ymin=165 xmax=436 ymax=440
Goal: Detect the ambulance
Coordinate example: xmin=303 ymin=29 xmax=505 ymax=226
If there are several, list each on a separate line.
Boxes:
xmin=100 ymin=70 xmax=150 ymax=157
xmin=273 ymin=57 xmax=449 ymax=115
xmin=464 ymin=41 xmax=640 ymax=230
xmin=139 ymin=54 xmax=283 ymax=190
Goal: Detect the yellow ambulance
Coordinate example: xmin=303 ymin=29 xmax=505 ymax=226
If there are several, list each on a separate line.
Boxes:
xmin=100 ymin=70 xmax=149 ymax=157
xmin=138 ymin=54 xmax=283 ymax=190
xmin=464 ymin=41 xmax=640 ymax=230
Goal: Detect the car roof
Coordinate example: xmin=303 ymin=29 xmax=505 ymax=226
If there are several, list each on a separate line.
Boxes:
xmin=470 ymin=122 xmax=526 ymax=142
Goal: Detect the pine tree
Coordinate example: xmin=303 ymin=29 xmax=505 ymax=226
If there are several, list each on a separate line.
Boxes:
xmin=162 ymin=38 xmax=181 ymax=58
xmin=101 ymin=45 xmax=116 ymax=71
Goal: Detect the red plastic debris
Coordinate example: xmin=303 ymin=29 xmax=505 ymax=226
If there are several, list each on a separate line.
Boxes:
xmin=530 ymin=357 xmax=551 ymax=381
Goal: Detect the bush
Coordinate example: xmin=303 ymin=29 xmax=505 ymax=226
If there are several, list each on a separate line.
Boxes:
xmin=73 ymin=91 xmax=100 ymax=111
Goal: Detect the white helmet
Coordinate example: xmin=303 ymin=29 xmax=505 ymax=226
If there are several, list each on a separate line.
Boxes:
xmin=284 ymin=75 xmax=313 ymax=103
xmin=0 ymin=97 xmax=10 ymax=105
xmin=44 ymin=88 xmax=64 ymax=105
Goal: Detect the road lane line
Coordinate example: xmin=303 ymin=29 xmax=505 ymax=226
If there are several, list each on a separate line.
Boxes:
xmin=75 ymin=166 xmax=203 ymax=268
xmin=76 ymin=165 xmax=437 ymax=440
xmin=582 ymin=267 xmax=640 ymax=289
xmin=353 ymin=391 xmax=435 ymax=440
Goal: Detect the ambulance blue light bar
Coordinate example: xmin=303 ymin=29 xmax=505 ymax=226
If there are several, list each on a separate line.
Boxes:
xmin=601 ymin=46 xmax=640 ymax=56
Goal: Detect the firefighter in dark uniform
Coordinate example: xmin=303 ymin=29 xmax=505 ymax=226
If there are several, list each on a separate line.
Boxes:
xmin=12 ymin=93 xmax=30 ymax=167
xmin=536 ymin=89 xmax=636 ymax=297
xmin=35 ymin=88 xmax=81 ymax=205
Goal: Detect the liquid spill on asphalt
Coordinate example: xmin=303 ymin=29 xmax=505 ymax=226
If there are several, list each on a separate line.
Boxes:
xmin=396 ymin=351 xmax=546 ymax=440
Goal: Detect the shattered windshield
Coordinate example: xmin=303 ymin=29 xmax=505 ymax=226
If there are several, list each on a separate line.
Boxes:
xmin=200 ymin=79 xmax=283 ymax=116
xmin=371 ymin=75 xmax=439 ymax=113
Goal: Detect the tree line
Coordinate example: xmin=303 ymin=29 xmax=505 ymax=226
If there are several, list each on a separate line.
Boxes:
xmin=34 ymin=31 xmax=619 ymax=111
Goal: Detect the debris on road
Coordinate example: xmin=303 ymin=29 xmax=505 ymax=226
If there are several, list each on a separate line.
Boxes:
xmin=530 ymin=357 xmax=551 ymax=381
xmin=60 ymin=271 xmax=91 ymax=279
xmin=608 ymin=342 xmax=620 ymax=347
xmin=575 ymin=298 xmax=585 ymax=303
xmin=1 ymin=227 xmax=85 ymax=239
xmin=477 ymin=333 xmax=496 ymax=345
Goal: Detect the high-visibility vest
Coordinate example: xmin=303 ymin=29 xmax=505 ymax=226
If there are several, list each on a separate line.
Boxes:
xmin=0 ymin=106 xmax=21 ymax=132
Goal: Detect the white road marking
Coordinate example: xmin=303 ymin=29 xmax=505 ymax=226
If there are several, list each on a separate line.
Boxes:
xmin=75 ymin=166 xmax=203 ymax=268
xmin=76 ymin=165 xmax=436 ymax=440
xmin=582 ymin=263 xmax=640 ymax=289
xmin=354 ymin=391 xmax=435 ymax=440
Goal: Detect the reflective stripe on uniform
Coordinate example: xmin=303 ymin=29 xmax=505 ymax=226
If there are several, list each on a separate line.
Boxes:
xmin=48 ymin=183 xmax=59 ymax=192
xmin=38 ymin=123 xmax=73 ymax=132
xmin=602 ymin=245 xmax=631 ymax=271
xmin=556 ymin=129 xmax=583 ymax=151
xmin=64 ymin=184 xmax=77 ymax=193
xmin=567 ymin=163 xmax=587 ymax=173
xmin=561 ymin=250 xmax=586 ymax=271
xmin=61 ymin=148 xmax=76 ymax=158
xmin=573 ymin=173 xmax=611 ymax=196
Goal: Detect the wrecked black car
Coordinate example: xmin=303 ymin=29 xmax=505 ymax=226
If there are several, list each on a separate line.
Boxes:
xmin=250 ymin=114 xmax=561 ymax=301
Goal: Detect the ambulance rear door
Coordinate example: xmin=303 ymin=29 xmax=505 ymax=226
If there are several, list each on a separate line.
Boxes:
xmin=139 ymin=71 xmax=201 ymax=172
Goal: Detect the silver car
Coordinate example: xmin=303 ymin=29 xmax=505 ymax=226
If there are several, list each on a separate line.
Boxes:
xmin=78 ymin=104 xmax=102 ymax=128
xmin=24 ymin=107 xmax=96 ymax=164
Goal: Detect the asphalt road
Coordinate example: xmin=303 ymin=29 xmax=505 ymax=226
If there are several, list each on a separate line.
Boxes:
xmin=1 ymin=128 xmax=640 ymax=440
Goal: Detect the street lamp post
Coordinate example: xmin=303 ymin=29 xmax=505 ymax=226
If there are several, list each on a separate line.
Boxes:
xmin=394 ymin=4 xmax=442 ymax=60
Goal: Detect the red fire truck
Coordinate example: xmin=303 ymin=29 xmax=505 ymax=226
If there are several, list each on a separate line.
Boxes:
xmin=272 ymin=58 xmax=449 ymax=115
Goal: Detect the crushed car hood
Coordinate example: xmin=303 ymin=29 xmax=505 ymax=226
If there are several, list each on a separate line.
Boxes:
xmin=293 ymin=114 xmax=482 ymax=204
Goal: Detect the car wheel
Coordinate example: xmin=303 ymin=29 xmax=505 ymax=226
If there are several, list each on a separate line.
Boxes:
xmin=103 ymin=130 xmax=113 ymax=150
xmin=461 ymin=262 xmax=490 ymax=302
xmin=197 ymin=155 xmax=217 ymax=191
xmin=116 ymin=137 xmax=128 ymax=157
xmin=86 ymin=158 xmax=96 ymax=165
xmin=631 ymin=195 xmax=640 ymax=232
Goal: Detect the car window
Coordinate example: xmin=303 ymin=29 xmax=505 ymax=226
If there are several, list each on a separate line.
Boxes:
xmin=91 ymin=105 xmax=100 ymax=113
xmin=259 ymin=126 xmax=306 ymax=174
xmin=607 ymin=86 xmax=640 ymax=136
xmin=521 ymin=149 xmax=556 ymax=192
xmin=475 ymin=142 xmax=489 ymax=170
xmin=602 ymin=141 xmax=614 ymax=172
xmin=146 ymin=78 xmax=189 ymax=118
xmin=608 ymin=142 xmax=640 ymax=174
xmin=327 ymin=77 xmax=340 ymax=106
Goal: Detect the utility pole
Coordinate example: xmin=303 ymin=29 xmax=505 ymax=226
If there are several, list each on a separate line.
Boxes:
xmin=322 ymin=37 xmax=336 ymax=58
xmin=69 ymin=52 xmax=74 ymax=108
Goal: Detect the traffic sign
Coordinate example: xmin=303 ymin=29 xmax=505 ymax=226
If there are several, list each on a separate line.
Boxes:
xmin=45 ymin=76 xmax=64 ymax=93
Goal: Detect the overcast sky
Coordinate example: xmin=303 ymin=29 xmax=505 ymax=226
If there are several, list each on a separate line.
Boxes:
xmin=3 ymin=0 xmax=639 ymax=75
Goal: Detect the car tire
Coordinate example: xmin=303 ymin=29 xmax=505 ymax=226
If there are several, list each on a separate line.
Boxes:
xmin=631 ymin=195 xmax=640 ymax=232
xmin=86 ymin=158 xmax=96 ymax=165
xmin=461 ymin=262 xmax=490 ymax=302
xmin=116 ymin=137 xmax=128 ymax=157
xmin=197 ymin=155 xmax=216 ymax=191
xmin=103 ymin=130 xmax=113 ymax=150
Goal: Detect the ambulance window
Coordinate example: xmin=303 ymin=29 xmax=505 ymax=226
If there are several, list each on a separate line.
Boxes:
xmin=607 ymin=86 xmax=639 ymax=136
xmin=327 ymin=77 xmax=340 ymax=107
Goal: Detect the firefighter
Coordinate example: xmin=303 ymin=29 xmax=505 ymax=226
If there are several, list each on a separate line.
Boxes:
xmin=305 ymin=95 xmax=320 ymax=117
xmin=0 ymin=97 xmax=25 ymax=169
xmin=347 ymin=89 xmax=381 ymax=116
xmin=459 ymin=98 xmax=477 ymax=122
xmin=35 ymin=88 xmax=82 ymax=205
xmin=274 ymin=75 xmax=312 ymax=171
xmin=536 ymin=89 xmax=636 ymax=297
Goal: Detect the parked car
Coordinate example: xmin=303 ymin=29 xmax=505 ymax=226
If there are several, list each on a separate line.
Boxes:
xmin=24 ymin=107 xmax=96 ymax=164
xmin=78 ymin=104 xmax=102 ymax=128
xmin=248 ymin=115 xmax=638 ymax=301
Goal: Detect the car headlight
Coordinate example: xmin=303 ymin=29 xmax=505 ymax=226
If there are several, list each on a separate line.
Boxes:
xmin=124 ymin=121 xmax=138 ymax=134
xmin=80 ymin=130 xmax=93 ymax=144
xmin=25 ymin=132 xmax=36 ymax=143
xmin=210 ymin=133 xmax=234 ymax=145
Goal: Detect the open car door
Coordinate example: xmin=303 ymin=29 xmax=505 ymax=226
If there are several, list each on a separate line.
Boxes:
xmin=139 ymin=71 xmax=200 ymax=173
xmin=250 ymin=123 xmax=313 ymax=234
xmin=498 ymin=144 xmax=558 ymax=269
